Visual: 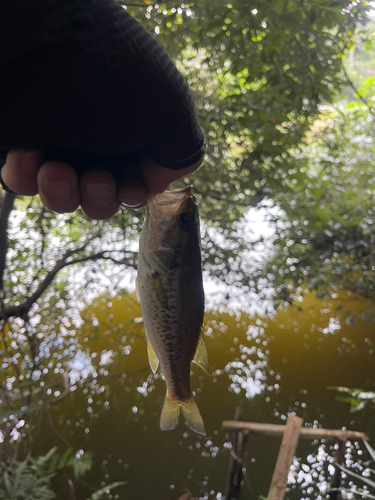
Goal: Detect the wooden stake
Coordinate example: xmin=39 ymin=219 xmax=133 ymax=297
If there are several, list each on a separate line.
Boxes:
xmin=222 ymin=421 xmax=367 ymax=442
xmin=329 ymin=436 xmax=347 ymax=500
xmin=224 ymin=407 xmax=249 ymax=500
xmin=267 ymin=415 xmax=303 ymax=500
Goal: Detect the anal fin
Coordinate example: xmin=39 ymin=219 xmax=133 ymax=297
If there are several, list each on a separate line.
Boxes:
xmin=147 ymin=337 xmax=159 ymax=374
xmin=192 ymin=332 xmax=209 ymax=374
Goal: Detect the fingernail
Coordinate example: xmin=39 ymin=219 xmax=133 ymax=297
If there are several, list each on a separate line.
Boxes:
xmin=84 ymin=183 xmax=112 ymax=205
xmin=118 ymin=189 xmax=146 ymax=207
xmin=121 ymin=201 xmax=144 ymax=209
xmin=120 ymin=197 xmax=142 ymax=207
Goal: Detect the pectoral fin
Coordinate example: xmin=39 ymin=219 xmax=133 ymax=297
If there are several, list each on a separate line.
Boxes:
xmin=147 ymin=337 xmax=159 ymax=374
xmin=193 ymin=332 xmax=209 ymax=374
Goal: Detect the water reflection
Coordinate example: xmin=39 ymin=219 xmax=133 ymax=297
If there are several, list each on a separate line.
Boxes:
xmin=9 ymin=290 xmax=375 ymax=499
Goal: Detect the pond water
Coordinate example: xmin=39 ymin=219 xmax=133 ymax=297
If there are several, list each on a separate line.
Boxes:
xmin=31 ymin=290 xmax=375 ymax=500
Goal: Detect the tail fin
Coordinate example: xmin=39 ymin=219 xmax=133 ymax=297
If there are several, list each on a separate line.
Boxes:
xmin=160 ymin=394 xmax=206 ymax=436
xmin=160 ymin=395 xmax=180 ymax=431
xmin=181 ymin=398 xmax=206 ymax=435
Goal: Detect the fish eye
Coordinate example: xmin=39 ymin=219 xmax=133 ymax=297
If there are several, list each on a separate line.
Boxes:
xmin=179 ymin=212 xmax=194 ymax=230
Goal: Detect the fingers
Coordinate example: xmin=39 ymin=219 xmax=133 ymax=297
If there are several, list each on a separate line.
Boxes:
xmin=3 ymin=150 xmax=120 ymax=219
xmin=2 ymin=149 xmax=204 ymax=219
xmin=39 ymin=163 xmax=120 ymax=219
xmin=1 ymin=149 xmax=43 ymax=195
xmin=38 ymin=161 xmax=80 ymax=214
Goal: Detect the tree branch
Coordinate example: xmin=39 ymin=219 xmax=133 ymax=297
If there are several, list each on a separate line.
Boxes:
xmin=0 ymin=192 xmax=15 ymax=291
xmin=342 ymin=62 xmax=375 ymax=119
xmin=26 ymin=207 xmax=48 ymax=296
xmin=0 ymin=249 xmax=137 ymax=320
xmin=65 ymin=250 xmax=136 ymax=268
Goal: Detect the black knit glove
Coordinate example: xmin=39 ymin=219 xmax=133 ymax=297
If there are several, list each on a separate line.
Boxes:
xmin=0 ymin=0 xmax=205 ymax=178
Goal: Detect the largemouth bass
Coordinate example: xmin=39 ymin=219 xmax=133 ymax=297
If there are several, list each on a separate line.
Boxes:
xmin=137 ymin=186 xmax=208 ymax=435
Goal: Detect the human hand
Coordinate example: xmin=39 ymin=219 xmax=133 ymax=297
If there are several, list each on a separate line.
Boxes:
xmin=0 ymin=150 xmax=203 ymax=220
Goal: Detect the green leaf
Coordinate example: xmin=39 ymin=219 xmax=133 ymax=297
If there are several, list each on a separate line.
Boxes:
xmin=72 ymin=451 xmax=94 ymax=479
xmin=12 ymin=461 xmax=27 ymax=495
xmin=58 ymin=448 xmax=74 ymax=469
xmin=87 ymin=481 xmax=128 ymax=500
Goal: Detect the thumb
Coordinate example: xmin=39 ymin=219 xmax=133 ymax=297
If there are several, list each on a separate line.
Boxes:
xmin=141 ymin=156 xmax=204 ymax=194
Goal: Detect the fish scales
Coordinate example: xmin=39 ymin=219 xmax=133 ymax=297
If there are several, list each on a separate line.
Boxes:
xmin=137 ymin=186 xmax=208 ymax=435
xmin=142 ymin=268 xmax=200 ymax=398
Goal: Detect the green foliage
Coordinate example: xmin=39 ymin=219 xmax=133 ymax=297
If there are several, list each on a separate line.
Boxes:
xmin=342 ymin=18 xmax=375 ymax=100
xmin=0 ymin=460 xmax=54 ymax=500
xmin=28 ymin=446 xmax=93 ymax=479
xmin=0 ymin=447 xmax=66 ymax=500
xmin=355 ymin=75 xmax=375 ymax=105
xmin=0 ymin=447 xmax=126 ymax=500
xmin=329 ymin=386 xmax=375 ymax=413
xmin=260 ymin=100 xmax=375 ymax=307
xmin=123 ymin=0 xmax=371 ymax=226
xmin=71 ymin=450 xmax=94 ymax=479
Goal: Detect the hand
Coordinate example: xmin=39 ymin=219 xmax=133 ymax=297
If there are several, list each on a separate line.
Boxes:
xmin=0 ymin=149 xmax=203 ymax=219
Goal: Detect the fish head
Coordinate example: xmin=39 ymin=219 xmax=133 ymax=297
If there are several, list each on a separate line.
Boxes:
xmin=144 ymin=186 xmax=200 ymax=251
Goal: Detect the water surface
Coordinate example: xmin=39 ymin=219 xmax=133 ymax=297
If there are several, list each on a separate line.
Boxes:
xmin=32 ymin=291 xmax=375 ymax=499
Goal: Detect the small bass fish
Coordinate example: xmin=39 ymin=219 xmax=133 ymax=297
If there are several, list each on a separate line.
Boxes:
xmin=137 ymin=186 xmax=208 ymax=435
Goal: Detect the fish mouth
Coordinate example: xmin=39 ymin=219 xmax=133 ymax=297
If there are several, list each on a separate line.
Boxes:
xmin=147 ymin=186 xmax=194 ymax=217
